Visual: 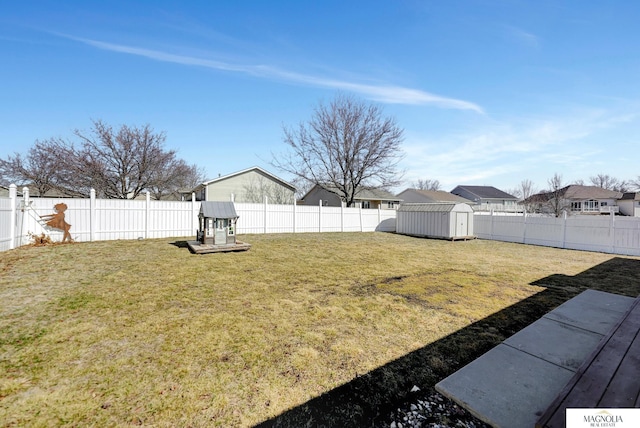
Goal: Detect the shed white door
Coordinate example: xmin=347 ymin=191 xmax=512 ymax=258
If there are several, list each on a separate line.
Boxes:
xmin=455 ymin=212 xmax=468 ymax=237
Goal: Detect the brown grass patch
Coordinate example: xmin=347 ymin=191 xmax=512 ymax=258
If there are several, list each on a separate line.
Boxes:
xmin=1 ymin=233 xmax=638 ymax=426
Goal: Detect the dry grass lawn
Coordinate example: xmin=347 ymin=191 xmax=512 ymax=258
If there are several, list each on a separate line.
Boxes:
xmin=1 ymin=232 xmax=639 ymax=427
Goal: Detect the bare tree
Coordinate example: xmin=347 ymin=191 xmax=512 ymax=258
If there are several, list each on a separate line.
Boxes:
xmin=65 ymin=121 xmax=174 ymax=199
xmin=0 ymin=138 xmax=63 ymax=196
xmin=147 ymin=161 xmax=206 ymax=200
xmin=631 ymin=176 xmax=640 ymax=191
xmin=1 ymin=120 xmax=203 ymax=199
xmin=546 ymin=173 xmax=568 ymax=217
xmin=412 ymin=179 xmax=441 ymax=191
xmin=272 ymin=94 xmax=405 ymax=207
xmin=589 ymin=173 xmax=629 ymax=192
xmin=509 ymin=179 xmax=537 ymax=212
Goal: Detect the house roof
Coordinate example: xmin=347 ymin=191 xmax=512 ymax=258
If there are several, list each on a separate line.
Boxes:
xmin=561 ymin=185 xmax=622 ymax=200
xmin=450 ymin=185 xmax=517 ymax=200
xmin=302 ymin=184 xmax=401 ymax=202
xmin=396 ymin=188 xmax=474 ymax=204
xmin=354 ymin=187 xmax=400 ymax=201
xmin=199 ymin=201 xmax=238 ymax=219
xmin=398 ymin=202 xmax=473 ymax=213
xmin=196 ymin=166 xmax=296 ymax=192
xmin=529 ymin=185 xmax=623 ymax=202
xmin=620 ymin=192 xmax=640 ymax=201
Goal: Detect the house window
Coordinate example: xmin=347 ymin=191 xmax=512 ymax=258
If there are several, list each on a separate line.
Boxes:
xmin=584 ymin=200 xmax=599 ymax=212
xmin=362 ymin=201 xmax=371 ymax=209
xmin=571 ymin=202 xmax=582 ymax=212
xmin=387 ymin=201 xmax=395 ymax=209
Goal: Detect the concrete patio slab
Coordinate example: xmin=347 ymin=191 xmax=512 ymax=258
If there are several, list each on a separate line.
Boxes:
xmin=503 ymin=317 xmax=604 ymax=371
xmin=435 ymin=290 xmax=635 ymax=428
xmin=543 ymin=289 xmax=633 ymax=335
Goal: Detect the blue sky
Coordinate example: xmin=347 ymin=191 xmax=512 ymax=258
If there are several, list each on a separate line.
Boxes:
xmin=1 ymin=1 xmax=639 ymax=194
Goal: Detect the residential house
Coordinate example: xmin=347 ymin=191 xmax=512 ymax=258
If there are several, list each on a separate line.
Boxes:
xmin=450 ymin=185 xmax=519 ymax=212
xmin=300 ymin=184 xmax=401 ymax=209
xmin=190 ymin=167 xmax=296 ymax=204
xmin=527 ymin=185 xmax=622 ymax=215
xmin=396 ymin=188 xmax=474 ymax=205
xmin=618 ymin=192 xmax=640 ymax=217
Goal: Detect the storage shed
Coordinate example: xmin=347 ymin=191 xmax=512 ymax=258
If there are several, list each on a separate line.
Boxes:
xmin=396 ymin=203 xmax=474 ymax=240
xmin=198 ymin=201 xmax=239 ymax=245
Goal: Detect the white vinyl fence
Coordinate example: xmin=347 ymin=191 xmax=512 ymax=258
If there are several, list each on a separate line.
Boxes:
xmin=0 ymin=185 xmax=396 ymax=252
xmin=475 ymin=212 xmax=640 ymax=256
xmin=1 ymin=185 xmax=639 ymax=256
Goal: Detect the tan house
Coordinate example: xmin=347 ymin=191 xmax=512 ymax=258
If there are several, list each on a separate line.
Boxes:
xmin=396 ymin=188 xmax=474 ymax=205
xmin=528 ymin=185 xmax=622 ymax=215
xmin=300 ymin=184 xmax=401 ymax=209
xmin=191 ymin=167 xmax=296 ymax=204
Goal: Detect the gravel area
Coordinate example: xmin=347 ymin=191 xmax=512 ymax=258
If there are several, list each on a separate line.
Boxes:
xmin=381 ymin=387 xmax=490 ymax=428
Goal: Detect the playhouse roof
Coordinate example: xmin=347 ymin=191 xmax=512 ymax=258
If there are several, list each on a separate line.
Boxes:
xmin=199 ymin=201 xmax=238 ymax=219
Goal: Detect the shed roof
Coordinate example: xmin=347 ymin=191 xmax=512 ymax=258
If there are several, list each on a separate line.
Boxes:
xmin=398 ymin=202 xmax=473 ymax=213
xmin=199 ymin=201 xmax=238 ymax=219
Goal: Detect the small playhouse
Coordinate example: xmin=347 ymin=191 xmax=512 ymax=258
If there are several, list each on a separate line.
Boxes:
xmin=188 ymin=201 xmax=250 ymax=253
xmin=396 ymin=202 xmax=475 ymax=240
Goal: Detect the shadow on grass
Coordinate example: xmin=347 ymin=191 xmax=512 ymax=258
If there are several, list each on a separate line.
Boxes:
xmin=255 ymin=257 xmax=640 ymax=428
xmin=169 ymin=240 xmax=190 ymax=249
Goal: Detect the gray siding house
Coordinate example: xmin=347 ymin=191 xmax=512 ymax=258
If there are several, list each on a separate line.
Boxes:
xmin=191 ymin=167 xmax=296 ymax=204
xmin=300 ymin=184 xmax=401 ymax=209
xmin=450 ymin=185 xmax=519 ymax=212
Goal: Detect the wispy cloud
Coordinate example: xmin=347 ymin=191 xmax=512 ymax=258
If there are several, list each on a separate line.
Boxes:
xmin=402 ymin=109 xmax=636 ymax=189
xmin=66 ymin=35 xmax=484 ymax=113
xmin=505 ymin=25 xmax=540 ymax=48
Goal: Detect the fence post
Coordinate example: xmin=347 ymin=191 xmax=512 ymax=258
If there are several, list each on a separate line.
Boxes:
xmin=264 ymin=196 xmax=268 ymax=234
xmin=20 ymin=187 xmax=29 ymax=248
xmin=192 ymin=192 xmax=197 ymax=237
xmin=340 ymin=201 xmax=344 ymax=232
xmin=90 ymin=188 xmax=96 ymax=241
xmin=610 ymin=211 xmax=615 ymax=254
xmin=318 ymin=199 xmax=322 ymax=233
xmin=9 ymin=184 xmax=16 ymax=250
xmin=359 ymin=205 xmax=363 ymax=232
xmin=490 ymin=209 xmax=494 ymax=239
xmin=145 ymin=191 xmax=150 ymax=239
xmin=522 ymin=211 xmax=527 ymax=244
xmin=293 ymin=199 xmax=297 ymax=234
xmin=562 ymin=211 xmax=567 ymax=249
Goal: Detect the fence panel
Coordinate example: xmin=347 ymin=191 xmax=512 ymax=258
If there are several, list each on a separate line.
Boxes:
xmin=614 ymin=217 xmax=640 ymax=256
xmin=477 ymin=212 xmax=640 ymax=256
xmin=264 ymin=204 xmax=294 ymax=234
xmin=564 ymin=216 xmax=613 ymax=253
xmin=148 ymin=200 xmax=198 ymax=239
xmin=0 ymin=197 xmax=14 ymax=251
xmin=525 ymin=216 xmax=564 ymax=247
